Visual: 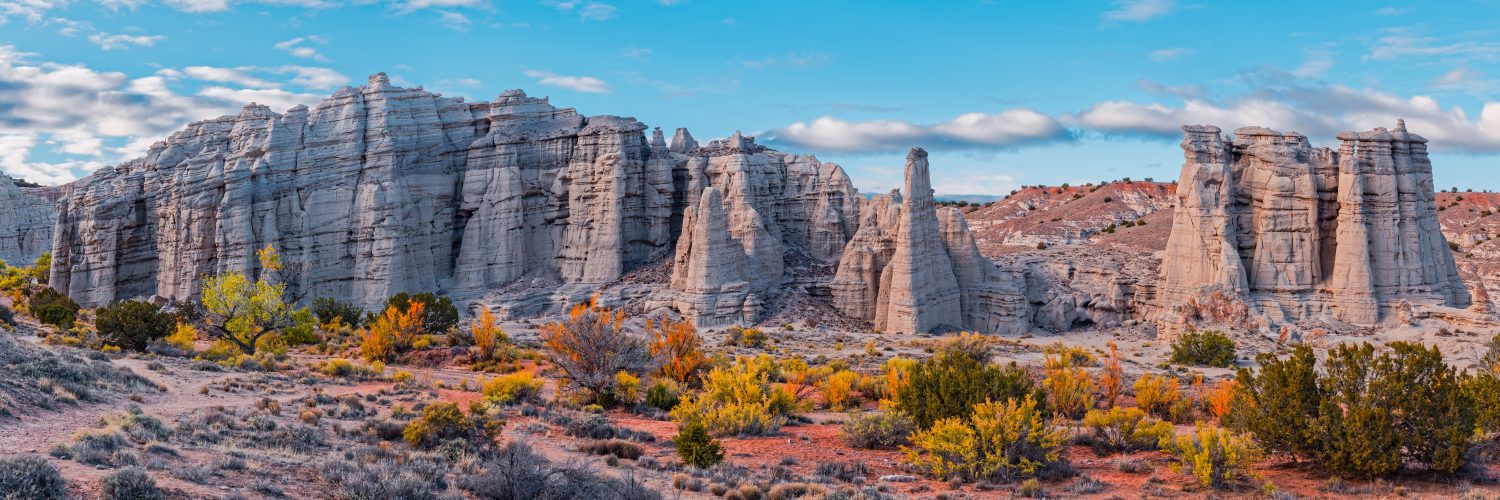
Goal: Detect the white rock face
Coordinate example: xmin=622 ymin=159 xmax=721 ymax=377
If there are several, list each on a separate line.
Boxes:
xmin=1157 ymin=121 xmax=1470 ymax=330
xmin=830 ymin=148 xmax=1029 ymax=334
xmin=0 ymin=176 xmax=58 ymax=266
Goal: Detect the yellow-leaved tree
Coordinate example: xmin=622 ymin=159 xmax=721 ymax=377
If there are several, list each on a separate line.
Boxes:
xmin=198 ymin=245 xmax=311 ymax=355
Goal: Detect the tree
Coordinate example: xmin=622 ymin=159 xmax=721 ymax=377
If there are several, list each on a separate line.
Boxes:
xmin=311 ymin=297 xmax=364 ymax=328
xmin=1228 ymin=346 xmax=1320 ymax=458
xmin=647 ymin=314 xmax=706 ymax=385
xmin=198 ymin=245 xmax=310 ymax=355
xmin=29 ymin=287 xmax=79 ymax=329
xmin=542 ymin=298 xmax=655 ymax=402
xmin=96 ymin=300 xmax=175 ymax=351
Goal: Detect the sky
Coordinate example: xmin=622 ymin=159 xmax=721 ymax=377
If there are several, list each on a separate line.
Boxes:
xmin=3 ymin=0 xmax=1500 ymax=194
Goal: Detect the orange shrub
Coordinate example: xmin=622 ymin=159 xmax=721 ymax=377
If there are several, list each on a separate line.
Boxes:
xmin=1204 ymin=379 xmax=1238 ymax=420
xmin=648 ymin=315 xmax=706 ymax=384
xmin=360 ymin=302 xmax=424 ymax=362
xmin=1100 ymin=342 xmax=1123 ymax=408
xmin=541 ymin=298 xmax=653 ymax=401
xmin=471 ymin=307 xmax=506 ymax=361
xmin=820 ymin=370 xmax=859 ymax=410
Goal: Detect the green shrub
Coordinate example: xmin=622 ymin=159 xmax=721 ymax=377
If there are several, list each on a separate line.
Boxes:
xmin=312 ymin=297 xmax=365 ymax=327
xmin=841 ymin=407 xmax=917 ymax=449
xmin=1169 ymin=330 xmax=1236 ymax=367
xmin=379 ymin=292 xmax=457 ymax=333
xmin=644 ymin=378 xmax=682 ymax=411
xmin=1164 ymin=425 xmax=1262 ymax=489
xmin=1082 ymin=407 xmax=1173 ymax=455
xmin=95 ymin=300 xmax=175 ymax=351
xmin=674 ymin=420 xmax=723 ymax=469
xmin=895 ymin=347 xmax=1038 ymax=428
xmin=1231 ymin=342 xmax=1477 ymax=478
xmin=30 ymin=288 xmax=79 ymax=329
xmin=1464 ymin=371 xmax=1500 ymax=434
xmin=0 ymin=455 xmax=67 ymax=500
xmin=904 ymin=396 xmax=1067 ymax=482
xmin=403 ymin=402 xmax=497 ymax=449
xmin=101 ymin=467 xmax=163 ymax=500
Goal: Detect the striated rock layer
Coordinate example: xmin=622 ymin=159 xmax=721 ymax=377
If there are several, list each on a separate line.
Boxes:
xmin=829 ymin=148 xmax=1029 ymax=334
xmin=0 ymin=176 xmax=58 ymax=265
xmin=1157 ymin=121 xmax=1470 ymax=331
xmin=49 ymin=74 xmax=862 ymax=316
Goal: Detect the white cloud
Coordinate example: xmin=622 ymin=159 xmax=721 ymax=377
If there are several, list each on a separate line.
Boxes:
xmin=548 ymin=0 xmax=617 ymax=21
xmin=397 ymin=0 xmax=483 ymax=10
xmin=741 ymin=51 xmax=831 ymax=70
xmin=523 ymin=69 xmax=611 ymax=93
xmin=765 ymin=110 xmax=1067 ymax=152
xmin=163 ymin=0 xmax=231 ymax=12
xmin=0 ymin=45 xmax=339 ymax=183
xmin=87 ymin=32 xmax=165 ymax=50
xmin=1149 ymin=48 xmax=1193 ymax=62
xmin=274 ymin=36 xmax=328 ymax=61
xmin=1366 ymin=27 xmax=1500 ymax=62
xmin=1101 ymin=0 xmax=1176 ymax=22
xmin=436 ymin=10 xmax=472 ymax=31
xmin=184 ymin=66 xmax=277 ymax=88
xmin=621 ymin=47 xmax=651 ymax=60
xmin=1431 ymin=66 xmax=1496 ymax=94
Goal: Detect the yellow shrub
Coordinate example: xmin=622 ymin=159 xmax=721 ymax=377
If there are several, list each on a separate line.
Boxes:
xmin=360 ymin=303 xmax=424 ymax=362
xmin=1167 ymin=425 xmax=1263 ymax=488
xmin=820 ymin=370 xmax=859 ymax=410
xmin=903 ymin=396 xmax=1066 ymax=482
xmin=614 ymin=371 xmax=642 ymax=405
xmin=1082 ymin=406 xmax=1173 ymax=454
xmin=164 ymin=322 xmax=198 ymax=353
xmin=483 ymin=371 xmax=544 ymax=405
xmin=670 ymin=357 xmax=800 ymax=436
xmin=1042 ymin=354 xmax=1096 ymax=419
xmin=470 ymin=307 xmax=507 ymax=362
xmin=1134 ymin=373 xmax=1180 ymax=417
xmin=392 ymin=370 xmax=414 ymax=384
xmin=1042 ymin=342 xmax=1098 ymax=367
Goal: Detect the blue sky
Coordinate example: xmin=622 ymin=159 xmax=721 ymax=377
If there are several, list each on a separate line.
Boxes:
xmin=3 ymin=0 xmax=1500 ymax=194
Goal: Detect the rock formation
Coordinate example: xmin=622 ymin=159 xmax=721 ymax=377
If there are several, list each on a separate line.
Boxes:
xmin=1157 ymin=121 xmax=1470 ymax=330
xmin=48 ymin=74 xmax=862 ymax=320
xmin=0 ymin=176 xmax=57 ymax=265
xmin=830 ymin=148 xmax=1028 ymax=334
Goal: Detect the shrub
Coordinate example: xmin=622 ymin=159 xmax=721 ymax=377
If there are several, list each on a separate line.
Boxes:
xmin=361 ymin=303 xmax=425 ymax=362
xmin=1164 ymin=425 xmax=1262 ymax=489
xmin=0 ymin=455 xmax=67 ymax=500
xmin=312 ymin=297 xmax=364 ymax=328
xmin=380 ymin=292 xmax=458 ymax=333
xmin=101 ymin=467 xmax=163 ymax=500
xmin=1170 ymin=330 xmax=1236 ymax=367
xmin=1133 ymin=374 xmax=1179 ymax=418
xmin=613 ymin=371 xmax=642 ymax=406
xmin=542 ymin=298 xmax=654 ymax=403
xmin=881 ymin=357 xmax=917 ymax=401
xmin=483 ymin=371 xmax=544 ymax=405
xmin=648 ymin=315 xmax=706 ymax=384
xmin=1232 ymin=342 xmax=1477 ymax=478
xmin=403 ymin=402 xmax=496 ymax=449
xmin=1100 ymin=342 xmax=1123 ymax=408
xmin=95 ymin=300 xmax=175 ymax=351
xmin=459 ymin=441 xmax=660 ymax=499
xmin=1043 ymin=354 xmax=1096 ymax=419
xmin=820 ymin=369 xmax=859 ymax=410
xmin=1203 ymin=379 xmax=1237 ymax=420
xmin=1042 ymin=342 xmax=1097 ymax=367
xmin=580 ymin=439 xmax=644 ymax=460
xmin=670 ymin=358 xmax=799 ymax=436
xmin=645 ymin=378 xmax=682 ymax=411
xmin=30 ymin=288 xmax=79 ymax=329
xmin=724 ymin=326 xmax=769 ymax=349
xmin=895 ymin=347 xmax=1038 ymax=428
xmin=1465 ymin=371 xmax=1500 ymax=434
xmin=470 ymin=307 xmax=507 ymax=362
xmin=1082 ymin=407 xmax=1172 ymax=455
xmin=674 ymin=420 xmax=724 ymax=469
xmin=0 ymin=303 xmax=13 ymax=326
xmin=903 ymin=396 xmax=1067 ymax=482
xmin=842 ymin=406 xmax=917 ymax=449
xmin=162 ymin=321 xmax=198 ymax=353
xmin=1484 ymin=334 xmax=1500 ymax=373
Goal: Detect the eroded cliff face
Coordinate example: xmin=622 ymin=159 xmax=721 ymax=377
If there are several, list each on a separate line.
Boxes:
xmin=48 ymin=74 xmax=864 ymax=322
xmin=1157 ymin=121 xmax=1470 ymax=332
xmin=0 ymin=176 xmax=57 ymax=266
